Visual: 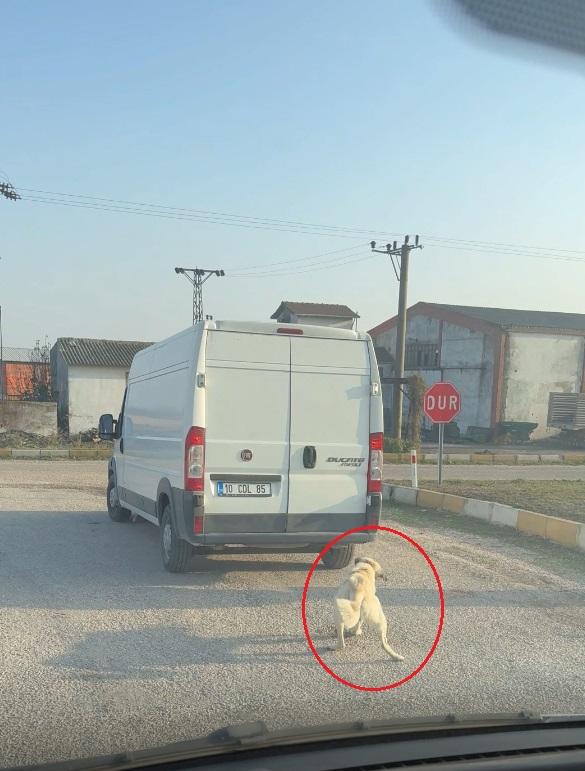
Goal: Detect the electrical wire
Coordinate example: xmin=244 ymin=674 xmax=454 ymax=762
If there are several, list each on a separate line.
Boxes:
xmin=16 ymin=186 xmax=585 ymax=269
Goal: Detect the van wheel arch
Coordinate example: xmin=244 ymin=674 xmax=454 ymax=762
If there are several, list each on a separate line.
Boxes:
xmin=156 ymin=478 xmax=175 ymax=523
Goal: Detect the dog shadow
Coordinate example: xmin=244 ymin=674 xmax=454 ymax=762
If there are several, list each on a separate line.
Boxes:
xmin=46 ymin=626 xmax=325 ymax=681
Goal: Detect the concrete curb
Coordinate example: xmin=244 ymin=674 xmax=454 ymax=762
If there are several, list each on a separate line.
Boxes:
xmin=383 ymin=451 xmax=584 ymax=465
xmin=0 ymin=448 xmax=112 ymax=460
xmin=383 ymin=482 xmax=585 ymax=554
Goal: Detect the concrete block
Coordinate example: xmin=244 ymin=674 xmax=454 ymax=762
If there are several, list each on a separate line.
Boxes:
xmin=538 ymin=454 xmax=562 ymax=463
xmin=517 ymin=454 xmax=539 ymax=464
xmin=40 ymin=448 xmax=69 ymax=458
xmin=491 ymin=503 xmax=519 ymax=528
xmin=383 ymin=453 xmax=402 ymax=464
xmin=382 ymin=483 xmax=392 ymax=502
xmin=471 ymin=453 xmax=493 ymax=464
xmin=463 ymin=498 xmax=492 ymax=521
xmin=392 ymin=485 xmax=418 ymax=506
xmin=492 ymin=454 xmax=514 ymax=464
xmin=416 ymin=489 xmax=444 ymax=509
xmin=517 ymin=510 xmax=547 ymax=538
xmin=12 ymin=449 xmax=41 ymax=459
xmin=441 ymin=493 xmax=466 ymax=514
xmin=0 ymin=448 xmax=11 ymax=459
xmin=565 ymin=454 xmax=585 ymax=464
xmin=69 ymin=447 xmax=100 ymax=459
xmin=545 ymin=516 xmax=579 ymax=548
xmin=577 ymin=524 xmax=585 ymax=553
xmin=424 ymin=453 xmax=438 ymax=463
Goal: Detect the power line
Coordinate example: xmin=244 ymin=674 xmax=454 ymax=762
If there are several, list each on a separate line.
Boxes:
xmin=229 ymin=251 xmax=378 ymax=277
xmin=16 ymin=185 xmax=585 ymax=258
xmin=10 ymin=188 xmax=585 ymax=272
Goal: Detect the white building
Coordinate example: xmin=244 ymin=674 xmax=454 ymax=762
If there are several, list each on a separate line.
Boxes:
xmin=271 ymin=301 xmax=359 ymax=329
xmin=370 ymin=302 xmax=585 ymax=439
xmin=50 ymin=337 xmax=152 ymax=435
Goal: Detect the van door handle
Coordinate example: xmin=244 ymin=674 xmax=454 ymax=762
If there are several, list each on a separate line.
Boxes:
xmin=303 ymin=445 xmax=316 ymax=469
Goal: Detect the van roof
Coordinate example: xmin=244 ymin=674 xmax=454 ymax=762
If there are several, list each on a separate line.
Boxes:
xmin=131 ymin=321 xmax=372 ymax=364
xmin=211 ymin=320 xmax=371 ymax=341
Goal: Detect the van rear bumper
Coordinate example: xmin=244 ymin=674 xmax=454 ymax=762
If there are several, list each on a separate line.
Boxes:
xmin=172 ymin=488 xmax=382 ymax=548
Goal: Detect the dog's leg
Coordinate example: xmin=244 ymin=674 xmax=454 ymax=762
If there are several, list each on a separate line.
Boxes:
xmin=355 ymin=618 xmax=363 ymax=636
xmin=374 ymin=616 xmax=404 ymax=661
xmin=335 ymin=621 xmax=346 ymax=650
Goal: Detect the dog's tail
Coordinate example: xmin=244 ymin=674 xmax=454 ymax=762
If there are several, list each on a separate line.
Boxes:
xmin=381 ymin=637 xmax=404 ymax=661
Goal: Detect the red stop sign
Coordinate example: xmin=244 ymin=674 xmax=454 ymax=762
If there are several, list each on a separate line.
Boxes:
xmin=423 ymin=382 xmax=461 ymax=424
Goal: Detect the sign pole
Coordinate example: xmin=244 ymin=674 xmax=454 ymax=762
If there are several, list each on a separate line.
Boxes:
xmin=423 ymin=381 xmax=461 ymax=488
xmin=438 ymin=423 xmax=444 ymax=485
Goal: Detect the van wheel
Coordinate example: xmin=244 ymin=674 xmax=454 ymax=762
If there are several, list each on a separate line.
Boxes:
xmin=321 ymin=544 xmax=355 ymax=569
xmin=160 ymin=503 xmax=193 ymax=573
xmin=107 ymin=478 xmax=131 ymax=522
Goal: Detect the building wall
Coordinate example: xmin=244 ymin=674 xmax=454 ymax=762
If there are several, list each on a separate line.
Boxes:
xmin=50 ymin=347 xmax=70 ymax=431
xmin=285 ymin=313 xmax=355 ymax=330
xmin=371 ymin=315 xmax=496 ymax=433
xmin=0 ymin=400 xmax=57 ymax=437
xmin=67 ymin=365 xmax=128 ymax=435
xmin=503 ymin=332 xmax=585 ymax=438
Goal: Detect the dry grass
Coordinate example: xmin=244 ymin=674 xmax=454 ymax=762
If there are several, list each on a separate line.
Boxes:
xmin=422 ymin=480 xmax=585 ymax=525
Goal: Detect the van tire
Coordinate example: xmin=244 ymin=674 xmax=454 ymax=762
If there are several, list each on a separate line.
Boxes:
xmin=321 ymin=544 xmax=355 ymax=569
xmin=107 ymin=478 xmax=131 ymax=522
xmin=160 ymin=503 xmax=193 ymax=573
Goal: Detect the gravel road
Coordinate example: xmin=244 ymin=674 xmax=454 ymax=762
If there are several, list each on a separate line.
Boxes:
xmin=1 ymin=461 xmax=584 ymax=766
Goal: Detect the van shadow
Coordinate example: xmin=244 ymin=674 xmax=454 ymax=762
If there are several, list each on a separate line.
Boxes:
xmin=0 ymin=510 xmax=312 ymax=611
xmin=47 ymin=626 xmax=320 ymax=681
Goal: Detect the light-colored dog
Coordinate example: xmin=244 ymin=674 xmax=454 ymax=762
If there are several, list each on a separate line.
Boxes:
xmin=334 ymin=556 xmax=404 ymax=660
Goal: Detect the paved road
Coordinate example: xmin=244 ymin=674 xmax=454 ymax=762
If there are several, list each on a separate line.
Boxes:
xmin=385 ymin=463 xmax=585 ymax=481
xmin=1 ymin=462 xmax=584 ymax=766
xmin=1 ymin=459 xmax=584 ymax=506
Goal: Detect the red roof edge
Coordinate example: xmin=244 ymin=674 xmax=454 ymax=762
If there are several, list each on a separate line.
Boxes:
xmin=368 ymin=302 xmax=502 ymax=338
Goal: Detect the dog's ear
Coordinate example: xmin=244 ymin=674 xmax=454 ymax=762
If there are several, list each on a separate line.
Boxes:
xmin=354 ymin=557 xmax=362 ymax=565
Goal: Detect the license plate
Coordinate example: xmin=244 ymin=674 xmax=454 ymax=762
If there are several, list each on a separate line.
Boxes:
xmin=216 ymin=481 xmax=272 ymax=497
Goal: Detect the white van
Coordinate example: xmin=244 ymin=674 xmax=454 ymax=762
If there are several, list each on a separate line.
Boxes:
xmin=99 ymin=320 xmax=384 ymax=572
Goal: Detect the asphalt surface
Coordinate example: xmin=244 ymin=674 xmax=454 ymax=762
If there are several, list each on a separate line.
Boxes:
xmin=1 ymin=461 xmax=584 ymax=766
xmin=385 ymin=463 xmax=585 ymax=481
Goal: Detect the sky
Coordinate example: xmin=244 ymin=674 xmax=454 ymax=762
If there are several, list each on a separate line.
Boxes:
xmin=2 ymin=0 xmax=585 ymax=347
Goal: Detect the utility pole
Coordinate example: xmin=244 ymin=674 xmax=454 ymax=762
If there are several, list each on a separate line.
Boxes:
xmin=371 ymin=235 xmax=423 ymax=439
xmin=174 ymin=267 xmax=225 ymax=324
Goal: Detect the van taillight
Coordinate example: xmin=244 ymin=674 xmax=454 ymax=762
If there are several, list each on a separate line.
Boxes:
xmin=185 ymin=426 xmax=205 ymax=492
xmin=368 ymin=432 xmax=383 ymax=494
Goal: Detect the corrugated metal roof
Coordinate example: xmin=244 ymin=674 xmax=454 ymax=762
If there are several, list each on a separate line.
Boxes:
xmin=1 ymin=347 xmax=37 ymax=363
xmin=435 ymin=303 xmax=585 ymax=331
xmin=369 ymin=301 xmax=585 ymax=338
xmin=54 ymin=338 xmax=153 ymax=368
xmin=271 ymin=301 xmax=359 ymax=319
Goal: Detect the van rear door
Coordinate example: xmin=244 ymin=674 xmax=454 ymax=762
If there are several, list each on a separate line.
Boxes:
xmin=204 ymin=330 xmax=290 ymax=531
xmin=287 ymin=336 xmax=371 ymax=533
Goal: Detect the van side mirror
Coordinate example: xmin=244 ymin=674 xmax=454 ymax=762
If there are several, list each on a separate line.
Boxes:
xmin=98 ymin=414 xmax=117 ymax=440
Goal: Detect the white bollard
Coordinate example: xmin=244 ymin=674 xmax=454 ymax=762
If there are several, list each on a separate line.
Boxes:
xmin=410 ymin=449 xmax=418 ymax=488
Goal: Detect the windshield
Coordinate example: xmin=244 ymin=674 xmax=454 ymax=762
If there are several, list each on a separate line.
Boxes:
xmin=1 ymin=0 xmax=585 ymax=767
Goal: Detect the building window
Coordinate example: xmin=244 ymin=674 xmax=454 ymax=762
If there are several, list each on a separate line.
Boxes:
xmin=405 ymin=342 xmax=440 ymax=369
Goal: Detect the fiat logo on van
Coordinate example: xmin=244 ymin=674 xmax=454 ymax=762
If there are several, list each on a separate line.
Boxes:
xmin=240 ymin=449 xmax=253 ymax=462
